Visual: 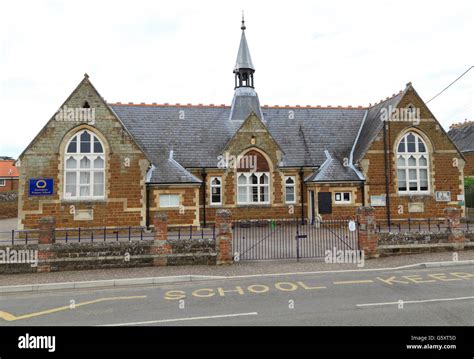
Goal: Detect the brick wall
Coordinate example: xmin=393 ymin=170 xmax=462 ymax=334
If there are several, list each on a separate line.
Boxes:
xmin=360 ymin=87 xmax=464 ymax=220
xmin=0 ymin=213 xmax=225 ymax=274
xmin=18 ymin=77 xmax=150 ymax=230
xmin=148 ymin=186 xmax=200 ymax=226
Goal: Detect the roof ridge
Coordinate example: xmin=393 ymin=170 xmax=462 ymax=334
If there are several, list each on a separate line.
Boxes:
xmin=110 ymin=102 xmax=369 ymax=109
xmin=449 ymin=119 xmax=473 ymax=130
xmin=110 ymin=102 xmax=230 ymax=108
xmin=368 ymin=89 xmax=403 ymax=108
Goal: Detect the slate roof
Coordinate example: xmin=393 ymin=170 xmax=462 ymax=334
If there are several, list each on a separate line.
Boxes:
xmin=305 ymin=151 xmax=362 ymax=182
xmin=229 ymin=87 xmax=264 ymax=121
xmin=352 ymin=92 xmax=403 ymax=163
xmin=111 ymin=104 xmax=368 ymax=183
xmin=234 ymin=28 xmax=254 ymax=71
xmin=448 ymin=123 xmax=474 ymax=153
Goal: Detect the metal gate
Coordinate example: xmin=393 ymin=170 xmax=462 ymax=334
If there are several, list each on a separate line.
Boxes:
xmin=232 ymin=218 xmax=358 ymax=261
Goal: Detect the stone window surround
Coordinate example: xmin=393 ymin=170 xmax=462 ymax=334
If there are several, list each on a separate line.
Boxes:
xmin=395 ymin=130 xmax=432 ymax=196
xmin=284 ymin=175 xmax=296 ymax=204
xmin=209 ymin=176 xmax=222 ymax=206
xmin=236 ymin=172 xmax=270 ymax=205
xmin=58 ymin=125 xmax=110 ymax=204
xmin=64 ymin=129 xmax=105 ymax=200
xmin=334 ymin=191 xmax=351 ymax=204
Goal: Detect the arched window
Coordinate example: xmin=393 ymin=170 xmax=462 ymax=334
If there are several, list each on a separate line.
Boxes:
xmin=236 ymin=150 xmax=271 ymax=205
xmin=210 ymin=177 xmax=222 ymax=205
xmin=237 ymin=172 xmax=269 ymax=204
xmin=396 ymin=132 xmax=429 ymax=193
xmin=64 ymin=130 xmax=105 ymax=199
xmin=285 ymin=176 xmax=296 ymax=203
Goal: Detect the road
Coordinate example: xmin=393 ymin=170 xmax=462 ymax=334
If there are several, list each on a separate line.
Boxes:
xmin=0 ymin=265 xmax=473 ymax=326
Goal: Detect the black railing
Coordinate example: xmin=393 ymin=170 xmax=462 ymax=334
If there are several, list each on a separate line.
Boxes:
xmin=377 ymin=218 xmax=473 ymax=233
xmin=167 ymin=225 xmax=216 ymax=241
xmin=0 ymin=229 xmax=40 ymax=246
xmin=54 ymin=226 xmax=154 ymax=244
xmin=0 ymin=224 xmax=216 ymax=246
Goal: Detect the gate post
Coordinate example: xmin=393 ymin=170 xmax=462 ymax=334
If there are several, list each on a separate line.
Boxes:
xmin=444 ymin=207 xmax=465 ymax=250
xmin=357 ymin=206 xmax=379 ymax=259
xmin=37 ymin=217 xmax=56 ymax=273
xmin=216 ymin=209 xmax=233 ymax=265
xmin=150 ymin=213 xmax=172 ymax=266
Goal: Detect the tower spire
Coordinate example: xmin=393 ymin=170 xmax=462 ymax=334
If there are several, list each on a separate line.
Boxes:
xmin=234 ymin=14 xmax=255 ymax=88
xmin=229 ymin=15 xmax=263 ymax=121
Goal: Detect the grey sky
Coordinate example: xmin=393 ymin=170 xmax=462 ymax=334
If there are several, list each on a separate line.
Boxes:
xmin=0 ymin=0 xmax=472 ymax=158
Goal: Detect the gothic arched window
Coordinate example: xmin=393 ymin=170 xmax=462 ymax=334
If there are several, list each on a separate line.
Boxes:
xmin=64 ymin=130 xmax=105 ymax=199
xmin=396 ymin=132 xmax=429 ymax=193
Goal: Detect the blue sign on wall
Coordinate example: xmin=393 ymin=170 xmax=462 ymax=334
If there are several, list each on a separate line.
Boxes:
xmin=29 ymin=178 xmax=54 ymax=196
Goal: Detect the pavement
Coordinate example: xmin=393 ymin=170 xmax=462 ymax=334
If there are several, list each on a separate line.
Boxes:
xmin=1 ymin=250 xmax=473 ymax=287
xmin=0 ymin=264 xmax=472 ymax=326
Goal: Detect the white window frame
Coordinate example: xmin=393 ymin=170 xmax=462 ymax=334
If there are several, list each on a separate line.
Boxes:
xmin=334 ymin=191 xmax=351 ymax=204
xmin=210 ymin=176 xmax=222 ymax=205
xmin=284 ymin=176 xmax=296 ymax=204
xmin=64 ymin=130 xmax=105 ymax=200
xmin=396 ymin=132 xmax=430 ymax=195
xmin=0 ymin=179 xmax=5 ymax=187
xmin=159 ymin=194 xmax=180 ymax=208
xmin=237 ymin=172 xmax=270 ymax=205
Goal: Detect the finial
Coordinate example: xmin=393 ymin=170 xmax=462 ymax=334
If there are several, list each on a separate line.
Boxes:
xmin=241 ymin=11 xmax=246 ymax=30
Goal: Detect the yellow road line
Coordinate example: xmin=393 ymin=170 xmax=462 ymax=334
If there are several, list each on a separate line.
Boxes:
xmin=0 ymin=295 xmax=146 ymax=322
xmin=333 ymin=280 xmax=374 ymax=285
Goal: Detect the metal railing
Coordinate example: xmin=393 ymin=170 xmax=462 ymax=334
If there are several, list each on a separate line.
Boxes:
xmin=167 ymin=225 xmax=216 ymax=241
xmin=0 ymin=226 xmax=155 ymax=246
xmin=376 ymin=218 xmax=473 ymax=233
xmin=0 ymin=224 xmax=217 ymax=246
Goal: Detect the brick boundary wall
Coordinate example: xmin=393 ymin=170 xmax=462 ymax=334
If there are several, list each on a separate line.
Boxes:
xmin=358 ymin=206 xmax=472 ymax=258
xmin=0 ymin=211 xmax=233 ymax=274
xmin=1 ymin=208 xmax=471 ymax=274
